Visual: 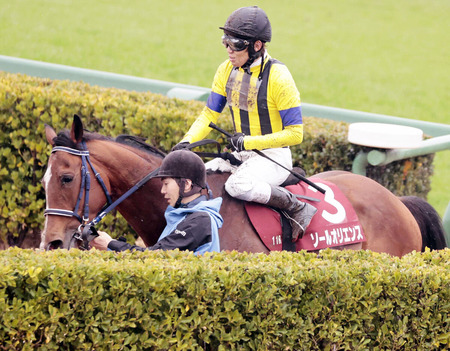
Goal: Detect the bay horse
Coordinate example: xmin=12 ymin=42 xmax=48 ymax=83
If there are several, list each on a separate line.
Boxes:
xmin=40 ymin=115 xmax=446 ymax=256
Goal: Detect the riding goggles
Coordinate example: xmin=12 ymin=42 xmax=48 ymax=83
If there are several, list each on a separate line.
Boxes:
xmin=222 ymin=35 xmax=251 ymax=52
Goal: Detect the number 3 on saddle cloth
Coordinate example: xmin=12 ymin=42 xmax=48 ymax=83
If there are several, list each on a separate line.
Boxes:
xmin=245 ymin=178 xmax=366 ymax=252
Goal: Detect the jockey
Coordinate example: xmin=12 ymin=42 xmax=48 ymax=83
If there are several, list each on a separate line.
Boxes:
xmin=91 ymin=150 xmax=223 ymax=254
xmin=172 ymin=6 xmax=316 ymax=241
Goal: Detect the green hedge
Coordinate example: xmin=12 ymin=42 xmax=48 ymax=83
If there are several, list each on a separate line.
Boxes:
xmin=0 ymin=72 xmax=434 ymax=248
xmin=0 ymin=248 xmax=448 ymax=350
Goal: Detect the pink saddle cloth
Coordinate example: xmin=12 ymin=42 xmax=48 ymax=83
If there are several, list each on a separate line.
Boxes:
xmin=245 ymin=178 xmax=366 ymax=251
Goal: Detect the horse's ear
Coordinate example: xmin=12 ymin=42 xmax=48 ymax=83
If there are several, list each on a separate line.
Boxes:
xmin=70 ymin=114 xmax=84 ymax=143
xmin=45 ymin=124 xmax=57 ymax=146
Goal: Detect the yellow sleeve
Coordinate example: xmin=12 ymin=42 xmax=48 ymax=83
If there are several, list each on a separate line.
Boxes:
xmin=244 ymin=124 xmax=303 ymax=150
xmin=180 ymin=107 xmax=220 ymax=143
xmin=270 ymin=63 xmax=302 ymax=112
xmin=181 ymin=60 xmax=232 ymax=143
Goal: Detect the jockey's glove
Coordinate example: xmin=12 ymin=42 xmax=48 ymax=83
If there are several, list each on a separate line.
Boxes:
xmin=229 ymin=133 xmax=245 ymax=152
xmin=171 ymin=141 xmax=190 ymax=152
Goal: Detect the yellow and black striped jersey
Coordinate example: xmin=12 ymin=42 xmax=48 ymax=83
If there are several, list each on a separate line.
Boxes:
xmin=181 ymin=54 xmax=303 ymax=150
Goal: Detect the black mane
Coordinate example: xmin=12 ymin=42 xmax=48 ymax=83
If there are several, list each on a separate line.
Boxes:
xmin=52 ymin=130 xmax=110 ymax=149
xmin=52 ymin=130 xmax=166 ymax=159
xmin=115 ymin=135 xmax=166 ymax=158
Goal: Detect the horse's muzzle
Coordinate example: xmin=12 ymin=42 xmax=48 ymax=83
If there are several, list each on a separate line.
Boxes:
xmin=44 ymin=232 xmax=82 ymax=250
xmin=46 ymin=239 xmax=64 ymax=250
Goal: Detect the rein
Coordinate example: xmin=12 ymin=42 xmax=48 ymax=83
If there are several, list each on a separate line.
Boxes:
xmin=187 ymin=139 xmax=242 ymax=166
xmin=208 ymin=122 xmax=326 ymax=194
xmin=44 ymin=141 xmax=159 ymax=249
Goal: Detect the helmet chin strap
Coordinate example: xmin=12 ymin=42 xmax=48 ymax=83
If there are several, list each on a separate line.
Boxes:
xmin=174 ymin=178 xmax=186 ymax=208
xmin=174 ymin=178 xmax=203 ymax=208
xmin=242 ymin=47 xmax=265 ymax=78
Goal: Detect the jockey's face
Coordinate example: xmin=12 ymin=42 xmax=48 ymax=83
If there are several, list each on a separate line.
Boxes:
xmin=226 ymin=45 xmax=249 ymax=68
xmin=161 ymin=177 xmax=180 ymax=207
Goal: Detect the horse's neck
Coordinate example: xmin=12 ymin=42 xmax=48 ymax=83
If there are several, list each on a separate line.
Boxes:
xmin=90 ymin=140 xmax=166 ymax=245
xmin=91 ymin=140 xmax=161 ymax=193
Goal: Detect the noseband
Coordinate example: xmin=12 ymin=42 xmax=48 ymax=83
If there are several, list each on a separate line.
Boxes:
xmin=44 ymin=142 xmax=112 ymax=249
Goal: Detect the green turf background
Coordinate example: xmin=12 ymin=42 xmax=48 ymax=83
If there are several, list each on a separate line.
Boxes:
xmin=1 ymin=0 xmax=448 ymax=215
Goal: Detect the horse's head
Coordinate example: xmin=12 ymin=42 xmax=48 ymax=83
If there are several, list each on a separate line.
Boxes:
xmin=40 ymin=115 xmax=112 ymax=250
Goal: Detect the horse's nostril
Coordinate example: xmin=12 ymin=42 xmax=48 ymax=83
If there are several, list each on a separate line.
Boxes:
xmin=47 ymin=240 xmax=63 ymax=250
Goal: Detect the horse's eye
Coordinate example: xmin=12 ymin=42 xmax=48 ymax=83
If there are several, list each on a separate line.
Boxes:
xmin=61 ymin=175 xmax=74 ymax=185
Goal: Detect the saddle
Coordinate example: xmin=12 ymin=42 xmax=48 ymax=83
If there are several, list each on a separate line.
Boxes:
xmin=245 ymin=170 xmax=366 ymax=252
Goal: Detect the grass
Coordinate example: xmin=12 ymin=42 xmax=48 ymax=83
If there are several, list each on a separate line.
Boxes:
xmin=1 ymin=0 xmax=448 ymax=215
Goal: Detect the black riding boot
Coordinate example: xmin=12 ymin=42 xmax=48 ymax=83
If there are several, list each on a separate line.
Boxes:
xmin=266 ymin=185 xmax=317 ymax=242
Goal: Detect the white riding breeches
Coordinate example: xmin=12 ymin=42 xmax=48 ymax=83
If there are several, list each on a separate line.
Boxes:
xmin=206 ymin=148 xmax=293 ymax=204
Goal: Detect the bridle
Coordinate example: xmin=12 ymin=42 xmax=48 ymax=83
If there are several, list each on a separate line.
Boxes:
xmin=44 ymin=141 xmax=159 ymax=249
xmin=44 ymin=141 xmax=112 ymax=249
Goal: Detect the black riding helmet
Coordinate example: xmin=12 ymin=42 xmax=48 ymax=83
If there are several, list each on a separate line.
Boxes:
xmin=154 ymin=150 xmax=207 ymax=207
xmin=220 ymin=6 xmax=272 ymax=43
xmin=220 ymin=6 xmax=271 ymax=74
xmin=155 ymin=150 xmax=207 ymax=188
